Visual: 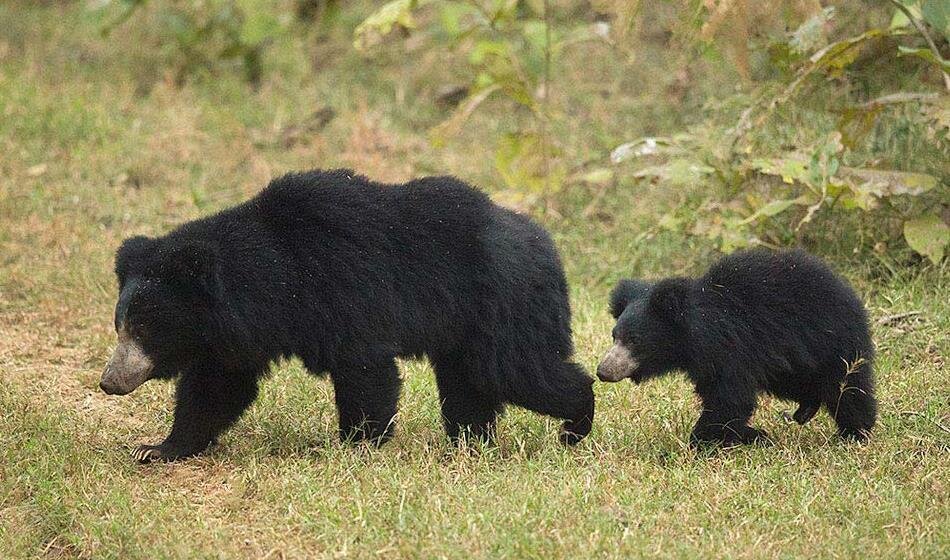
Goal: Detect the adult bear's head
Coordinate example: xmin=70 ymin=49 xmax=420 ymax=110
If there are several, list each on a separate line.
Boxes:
xmin=597 ymin=277 xmax=691 ymax=384
xmin=100 ymin=235 xmax=222 ymax=395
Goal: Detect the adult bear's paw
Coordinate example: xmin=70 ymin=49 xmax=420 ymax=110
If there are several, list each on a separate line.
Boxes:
xmin=132 ymin=442 xmax=207 ymax=463
xmin=559 ymin=417 xmax=592 ymax=446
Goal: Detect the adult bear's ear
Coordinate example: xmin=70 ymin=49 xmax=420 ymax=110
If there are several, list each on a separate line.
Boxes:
xmin=161 ymin=241 xmax=222 ymax=303
xmin=609 ymin=279 xmax=652 ymax=318
xmin=648 ymin=278 xmax=691 ymax=323
xmin=115 ymin=235 xmax=153 ymax=287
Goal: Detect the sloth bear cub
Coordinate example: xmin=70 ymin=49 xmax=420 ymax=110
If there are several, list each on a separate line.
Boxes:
xmin=100 ymin=169 xmax=594 ymax=462
xmin=598 ymin=249 xmax=876 ymax=446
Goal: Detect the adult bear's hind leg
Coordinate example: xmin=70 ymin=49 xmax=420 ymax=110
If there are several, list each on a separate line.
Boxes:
xmin=506 ymin=361 xmax=595 ymax=446
xmin=331 ymin=360 xmax=402 ymax=446
xmin=136 ymin=368 xmax=260 ymax=463
xmin=432 ymin=355 xmax=503 ymax=445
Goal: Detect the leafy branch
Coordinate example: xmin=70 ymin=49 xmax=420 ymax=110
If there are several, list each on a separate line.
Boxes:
xmin=888 ymin=0 xmax=950 ymax=91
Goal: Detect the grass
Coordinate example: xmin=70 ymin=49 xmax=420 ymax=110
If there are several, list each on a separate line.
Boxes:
xmin=1 ymin=1 xmax=948 ymax=558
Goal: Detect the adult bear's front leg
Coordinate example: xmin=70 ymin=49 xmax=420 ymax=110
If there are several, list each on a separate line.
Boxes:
xmin=331 ymin=360 xmax=401 ymax=446
xmin=135 ymin=368 xmax=259 ymax=463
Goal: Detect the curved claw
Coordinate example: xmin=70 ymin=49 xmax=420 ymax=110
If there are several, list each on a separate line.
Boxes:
xmin=133 ymin=445 xmax=162 ymax=464
xmin=559 ymin=417 xmax=592 ymax=446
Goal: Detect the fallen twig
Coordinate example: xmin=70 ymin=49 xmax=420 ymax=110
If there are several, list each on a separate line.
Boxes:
xmin=875 ymin=310 xmax=922 ymax=326
xmin=856 ymin=92 xmax=940 ymax=109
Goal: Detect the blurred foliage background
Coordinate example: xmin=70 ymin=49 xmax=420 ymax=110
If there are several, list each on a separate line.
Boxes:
xmin=89 ymin=0 xmax=949 ymax=263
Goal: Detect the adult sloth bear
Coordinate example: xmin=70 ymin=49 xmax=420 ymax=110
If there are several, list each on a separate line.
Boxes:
xmin=100 ymin=170 xmax=594 ymax=462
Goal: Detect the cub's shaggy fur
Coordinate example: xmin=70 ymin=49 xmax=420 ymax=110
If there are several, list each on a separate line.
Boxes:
xmin=598 ymin=249 xmax=876 ymax=446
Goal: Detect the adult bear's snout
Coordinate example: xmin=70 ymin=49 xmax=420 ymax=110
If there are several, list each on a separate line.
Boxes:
xmin=596 ymin=342 xmax=637 ymax=382
xmin=100 ymin=333 xmax=154 ymax=395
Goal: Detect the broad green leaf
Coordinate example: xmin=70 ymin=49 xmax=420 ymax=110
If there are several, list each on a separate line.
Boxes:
xmin=904 ymin=215 xmax=949 ymax=263
xmin=576 ymin=168 xmax=615 ymax=185
xmin=633 ymin=159 xmax=714 ymax=187
xmin=809 ymin=28 xmax=889 ymax=76
xmin=490 ymin=0 xmax=519 ymax=24
xmin=353 ymin=0 xmax=419 ymax=51
xmin=840 ymin=167 xmax=939 ymax=197
xmin=522 ymin=20 xmax=554 ymax=78
xmin=890 ymin=1 xmax=922 ymax=30
xmin=921 ymin=0 xmax=950 ymax=42
xmin=438 ymin=2 xmax=481 ymax=40
xmin=897 ymin=46 xmax=950 ymax=71
xmin=470 ymin=40 xmax=509 ymax=65
xmin=749 ymin=157 xmax=810 ymax=185
xmin=738 ymin=196 xmax=811 ymax=225
xmin=469 ymin=41 xmax=536 ymax=109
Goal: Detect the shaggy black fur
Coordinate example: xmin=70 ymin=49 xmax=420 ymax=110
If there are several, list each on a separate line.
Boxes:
xmin=108 ymin=169 xmax=594 ymax=462
xmin=599 ymin=248 xmax=876 ymax=446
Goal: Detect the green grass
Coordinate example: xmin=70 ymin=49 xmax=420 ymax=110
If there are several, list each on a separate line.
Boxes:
xmin=1 ymin=2 xmax=948 ymax=558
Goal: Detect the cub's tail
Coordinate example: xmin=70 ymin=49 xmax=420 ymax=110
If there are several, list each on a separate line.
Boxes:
xmin=826 ymin=357 xmax=877 ymax=442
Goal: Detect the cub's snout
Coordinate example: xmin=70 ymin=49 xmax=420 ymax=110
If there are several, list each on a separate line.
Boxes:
xmin=596 ymin=342 xmax=638 ymax=382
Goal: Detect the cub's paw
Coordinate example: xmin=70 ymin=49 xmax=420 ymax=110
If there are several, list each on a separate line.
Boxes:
xmin=838 ymin=427 xmax=871 ymax=443
xmin=740 ymin=427 xmax=772 ymax=445
xmin=792 ymin=404 xmax=820 ymax=425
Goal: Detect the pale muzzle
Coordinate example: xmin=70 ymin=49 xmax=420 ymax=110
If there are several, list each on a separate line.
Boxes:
xmin=596 ymin=342 xmax=638 ymax=382
xmin=100 ymin=330 xmax=154 ymax=395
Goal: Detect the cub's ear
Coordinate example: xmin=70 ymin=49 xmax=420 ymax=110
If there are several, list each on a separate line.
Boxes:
xmin=648 ymin=278 xmax=691 ymax=323
xmin=609 ymin=279 xmax=652 ymax=319
xmin=115 ymin=235 xmax=153 ymax=286
xmin=160 ymin=241 xmax=222 ymax=302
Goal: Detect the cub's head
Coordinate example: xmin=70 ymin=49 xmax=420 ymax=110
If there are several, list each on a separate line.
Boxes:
xmin=597 ymin=277 xmax=691 ymax=384
xmin=99 ymin=236 xmax=221 ymax=395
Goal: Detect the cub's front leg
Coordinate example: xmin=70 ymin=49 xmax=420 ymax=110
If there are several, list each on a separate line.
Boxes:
xmin=690 ymin=377 xmax=769 ymax=448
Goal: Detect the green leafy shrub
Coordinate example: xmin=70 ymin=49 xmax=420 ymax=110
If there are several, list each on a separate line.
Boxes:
xmin=607 ymin=3 xmax=949 ymax=262
xmin=354 ymin=0 xmax=635 ymax=204
xmin=96 ymin=0 xmax=284 ymax=86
